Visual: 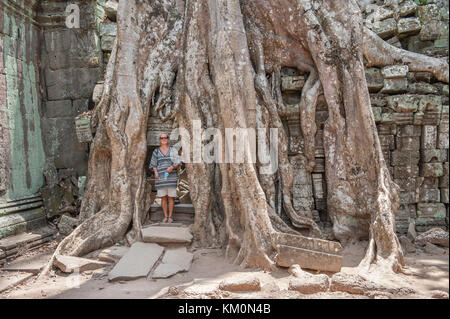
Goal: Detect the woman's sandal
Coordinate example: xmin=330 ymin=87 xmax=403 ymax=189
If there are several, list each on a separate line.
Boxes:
xmin=168 ymin=217 xmax=173 ymax=223
xmin=163 ymin=217 xmax=168 ymax=223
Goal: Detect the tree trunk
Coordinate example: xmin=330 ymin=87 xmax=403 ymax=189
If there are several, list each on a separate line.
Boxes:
xmin=40 ymin=0 xmax=448 ymax=277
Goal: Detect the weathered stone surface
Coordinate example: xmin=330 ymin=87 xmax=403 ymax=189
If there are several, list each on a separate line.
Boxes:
xmin=54 ymin=255 xmax=109 ymax=273
xmin=0 ymin=273 xmax=34 ymax=293
xmin=92 ymin=83 xmax=104 ymax=104
xmin=382 ymin=65 xmax=409 ymax=79
xmin=421 ymin=149 xmax=442 ymax=163
xmin=399 ymin=235 xmax=416 ymax=254
xmin=58 ymin=215 xmax=80 ymax=235
xmin=1 ymin=252 xmax=52 ymax=274
xmin=407 ymin=222 xmax=417 ymax=242
xmin=421 ymin=126 xmax=437 ymax=150
xmin=371 ymin=18 xmax=397 ymax=38
xmin=408 ymin=82 xmax=439 ymax=95
xmin=421 ymin=163 xmax=443 ymax=177
xmin=365 ymin=68 xmax=384 ymax=92
xmin=391 ymin=150 xmax=420 ymax=166
xmin=287 ymin=264 xmax=330 ymax=294
xmin=275 ymin=244 xmax=342 ymax=273
xmin=103 ymin=0 xmax=118 ymax=20
xmin=108 ymin=242 xmax=164 ymax=281
xmin=397 ymin=17 xmax=421 ymax=36
xmin=330 ymin=273 xmax=415 ymax=297
xmin=416 ymin=203 xmax=447 ymax=228
xmin=399 ymin=0 xmax=417 ymax=17
xmin=152 ymin=247 xmax=193 ymax=279
xmin=397 ymin=125 xmax=421 ymax=137
xmin=397 ymin=136 xmax=420 ymax=151
xmin=380 ymin=78 xmax=408 ymax=93
xmin=419 ymin=188 xmax=440 ymax=202
xmin=281 ymin=76 xmax=305 ymax=92
xmin=219 ymin=276 xmax=261 ymax=292
xmin=416 ymin=228 xmax=449 ymax=248
xmin=99 ymin=22 xmax=117 ymax=37
xmin=45 ymin=100 xmax=73 ymax=118
xmin=422 ymin=242 xmax=447 ymax=255
xmin=142 ymin=226 xmax=193 ymax=244
xmin=101 ymin=36 xmax=116 ymax=52
xmin=98 ymin=245 xmax=130 ymax=263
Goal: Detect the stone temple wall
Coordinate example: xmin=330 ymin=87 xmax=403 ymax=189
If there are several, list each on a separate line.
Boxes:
xmin=0 ymin=0 xmax=45 ymax=201
xmin=38 ymin=0 xmax=103 ymax=176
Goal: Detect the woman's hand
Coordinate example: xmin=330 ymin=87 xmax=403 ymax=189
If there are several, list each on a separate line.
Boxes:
xmin=154 ymin=173 xmax=159 ymax=179
xmin=167 ymin=166 xmax=174 ymax=173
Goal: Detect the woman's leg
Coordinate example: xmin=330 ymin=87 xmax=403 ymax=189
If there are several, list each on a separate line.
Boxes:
xmin=161 ymin=195 xmax=168 ymax=221
xmin=168 ymin=196 xmax=175 ymax=222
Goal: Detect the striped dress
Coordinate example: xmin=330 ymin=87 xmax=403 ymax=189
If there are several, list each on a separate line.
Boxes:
xmin=149 ymin=147 xmax=181 ymax=190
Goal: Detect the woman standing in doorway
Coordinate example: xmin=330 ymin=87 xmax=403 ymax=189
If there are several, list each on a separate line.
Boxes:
xmin=150 ymin=132 xmax=181 ymax=223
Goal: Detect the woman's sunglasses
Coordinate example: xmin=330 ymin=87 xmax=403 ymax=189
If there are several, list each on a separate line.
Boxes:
xmin=160 ymin=136 xmax=168 ymax=140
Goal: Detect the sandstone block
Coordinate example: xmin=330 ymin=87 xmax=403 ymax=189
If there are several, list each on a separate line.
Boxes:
xmin=380 ymin=78 xmax=408 ymax=94
xmin=219 ymin=276 xmax=261 ymax=292
xmin=421 ymin=163 xmax=443 ymax=177
xmin=397 ymin=17 xmax=421 ymax=36
xmin=108 ymin=242 xmax=164 ymax=281
xmin=54 ymin=255 xmax=109 ymax=273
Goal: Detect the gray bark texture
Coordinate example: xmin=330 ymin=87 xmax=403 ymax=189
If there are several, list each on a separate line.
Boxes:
xmin=39 ymin=0 xmax=449 ymax=277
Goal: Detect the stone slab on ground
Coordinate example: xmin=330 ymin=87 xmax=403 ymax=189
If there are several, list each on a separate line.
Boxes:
xmin=0 ymin=272 xmax=34 ymax=293
xmin=219 ymin=275 xmax=261 ymax=292
xmin=422 ymin=242 xmax=447 ymax=255
xmin=1 ymin=252 xmax=52 ymax=274
xmin=275 ymin=244 xmax=342 ymax=273
xmin=108 ymin=242 xmax=164 ymax=282
xmin=142 ymin=226 xmax=193 ymax=244
xmin=152 ymin=247 xmax=194 ymax=279
xmin=54 ymin=255 xmax=110 ymax=273
xmin=98 ymin=246 xmax=130 ymax=263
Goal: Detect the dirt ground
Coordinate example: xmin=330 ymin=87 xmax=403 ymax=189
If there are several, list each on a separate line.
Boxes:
xmin=0 ymin=240 xmax=448 ymax=299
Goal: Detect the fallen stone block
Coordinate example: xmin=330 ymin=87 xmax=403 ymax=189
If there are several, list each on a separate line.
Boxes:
xmin=98 ymin=245 xmax=130 ymax=263
xmin=142 ymin=226 xmax=193 ymax=244
xmin=416 ymin=228 xmax=449 ymax=248
xmin=54 ymin=255 xmax=110 ymax=273
xmin=275 ymin=244 xmax=342 ymax=273
xmin=407 ymin=222 xmax=417 ymax=242
xmin=288 ymin=276 xmax=329 ymax=294
xmin=330 ymin=273 xmax=415 ymax=297
xmin=399 ymin=236 xmax=416 ymax=254
xmin=219 ymin=276 xmax=261 ymax=292
xmin=108 ymin=242 xmax=164 ymax=281
xmin=152 ymin=247 xmax=193 ymax=279
xmin=422 ymin=242 xmax=447 ymax=255
xmin=58 ymin=215 xmax=80 ymax=236
xmin=287 ymin=265 xmax=330 ymax=294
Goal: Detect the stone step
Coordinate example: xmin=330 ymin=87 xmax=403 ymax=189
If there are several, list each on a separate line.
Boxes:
xmin=274 ymin=233 xmax=343 ymax=273
xmin=149 ymin=204 xmax=194 ymax=223
xmin=141 ymin=226 xmax=193 ymax=245
xmin=0 ymin=227 xmax=56 ymax=264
